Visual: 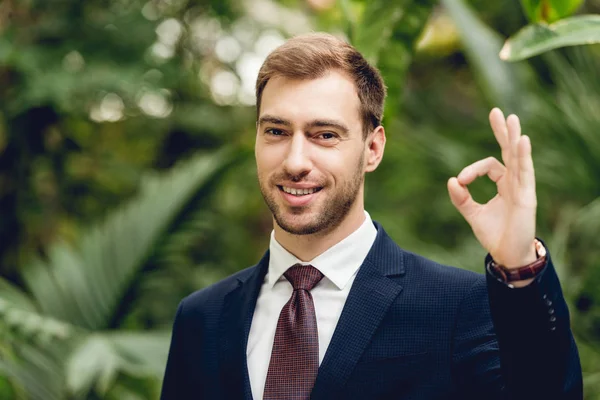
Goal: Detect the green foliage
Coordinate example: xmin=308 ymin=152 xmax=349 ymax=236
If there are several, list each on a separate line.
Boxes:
xmin=500 ymin=15 xmax=600 ymax=61
xmin=440 ymin=0 xmax=535 ymax=113
xmin=379 ymin=0 xmax=436 ymax=119
xmin=66 ymin=332 xmax=170 ymax=397
xmin=1 ymin=0 xmax=600 ymax=398
xmin=344 ymin=0 xmax=405 ymax=65
xmin=0 ymin=151 xmax=240 ymax=399
xmin=323 ymin=0 xmax=435 ymax=118
xmin=441 ymin=1 xmax=600 ymax=395
xmin=519 ymin=0 xmax=584 ymax=23
xmin=23 ymin=149 xmax=236 ymax=330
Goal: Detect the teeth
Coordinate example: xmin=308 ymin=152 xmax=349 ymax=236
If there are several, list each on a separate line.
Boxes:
xmin=282 ymin=186 xmax=318 ymax=196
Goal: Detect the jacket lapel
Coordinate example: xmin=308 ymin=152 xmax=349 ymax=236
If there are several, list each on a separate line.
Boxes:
xmin=219 ymin=252 xmax=270 ymax=400
xmin=311 ymin=224 xmax=405 ymax=399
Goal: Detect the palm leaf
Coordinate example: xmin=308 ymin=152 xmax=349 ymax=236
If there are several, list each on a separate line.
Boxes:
xmin=0 ymin=148 xmax=243 ymax=398
xmin=0 ymin=277 xmax=36 ymax=312
xmin=66 ymin=331 xmax=170 ymax=397
xmin=21 ymin=149 xmax=239 ymax=330
xmin=527 ymin=48 xmax=600 ymax=197
xmin=0 ymin=290 xmax=81 ymax=400
xmin=0 ymin=336 xmax=73 ymax=400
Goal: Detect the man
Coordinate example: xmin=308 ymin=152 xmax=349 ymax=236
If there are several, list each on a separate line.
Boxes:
xmin=161 ymin=33 xmax=582 ymax=399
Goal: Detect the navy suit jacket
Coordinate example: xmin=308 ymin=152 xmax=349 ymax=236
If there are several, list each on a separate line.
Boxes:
xmin=161 ymin=222 xmax=582 ymax=399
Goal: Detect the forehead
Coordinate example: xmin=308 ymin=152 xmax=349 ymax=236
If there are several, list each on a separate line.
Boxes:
xmin=259 ymin=70 xmax=361 ymax=127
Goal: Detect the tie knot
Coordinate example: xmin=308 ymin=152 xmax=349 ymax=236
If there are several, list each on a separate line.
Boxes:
xmin=284 ymin=264 xmax=323 ymax=291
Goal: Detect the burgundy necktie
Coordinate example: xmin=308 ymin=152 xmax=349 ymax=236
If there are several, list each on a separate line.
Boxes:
xmin=263 ymin=264 xmax=324 ymax=400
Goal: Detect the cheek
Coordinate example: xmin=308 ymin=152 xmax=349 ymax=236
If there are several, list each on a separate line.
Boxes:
xmin=255 ymin=146 xmax=282 ymax=175
xmin=317 ymin=147 xmax=363 ymax=173
xmin=255 ymin=144 xmax=271 ymax=165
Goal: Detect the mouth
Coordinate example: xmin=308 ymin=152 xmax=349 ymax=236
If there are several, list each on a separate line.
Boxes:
xmin=277 ymin=185 xmax=323 ymax=197
xmin=276 ymin=185 xmax=323 ymax=207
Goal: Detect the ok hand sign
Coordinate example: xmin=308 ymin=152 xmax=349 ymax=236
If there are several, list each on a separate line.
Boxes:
xmin=447 ymin=108 xmax=538 ymax=273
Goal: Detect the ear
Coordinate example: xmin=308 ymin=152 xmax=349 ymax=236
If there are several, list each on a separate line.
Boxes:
xmin=364 ymin=125 xmax=386 ymax=173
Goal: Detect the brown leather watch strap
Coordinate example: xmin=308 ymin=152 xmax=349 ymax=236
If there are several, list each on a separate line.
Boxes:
xmin=489 ymin=239 xmax=547 ymax=282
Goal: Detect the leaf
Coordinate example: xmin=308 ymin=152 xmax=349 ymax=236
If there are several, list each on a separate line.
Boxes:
xmin=108 ymin=332 xmax=171 ymax=377
xmin=0 ymin=277 xmax=37 ymax=312
xmin=22 ymin=149 xmax=240 ymax=330
xmin=441 ymin=0 xmax=535 ymax=112
xmin=0 ymin=295 xmax=79 ymax=399
xmin=500 ymin=15 xmax=600 ymax=61
xmin=520 ymin=0 xmax=584 ymax=23
xmin=0 ymin=303 xmax=75 ymax=342
xmin=0 ymin=340 xmax=71 ymax=400
xmin=351 ymin=0 xmax=406 ymax=65
xmin=66 ymin=332 xmax=170 ymax=397
xmin=377 ymin=0 xmax=435 ymax=119
xmin=547 ymin=0 xmax=584 ymax=21
xmin=66 ymin=335 xmax=120 ymax=397
xmin=529 ymin=48 xmax=600 ymax=197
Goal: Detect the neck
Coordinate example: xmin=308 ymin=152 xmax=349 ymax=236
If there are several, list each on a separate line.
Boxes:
xmin=273 ymin=202 xmax=366 ymax=262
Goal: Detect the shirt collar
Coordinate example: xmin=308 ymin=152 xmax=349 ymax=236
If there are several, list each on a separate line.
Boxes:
xmin=267 ymin=211 xmax=377 ymax=290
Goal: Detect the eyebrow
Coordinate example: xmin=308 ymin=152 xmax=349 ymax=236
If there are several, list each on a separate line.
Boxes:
xmin=258 ymin=115 xmax=350 ymax=136
xmin=257 ymin=115 xmax=292 ymax=127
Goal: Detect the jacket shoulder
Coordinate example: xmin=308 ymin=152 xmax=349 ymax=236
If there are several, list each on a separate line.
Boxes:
xmin=178 ymin=264 xmax=259 ymax=316
xmin=372 ymin=221 xmax=484 ymax=291
xmin=401 ymin=248 xmax=486 ymax=295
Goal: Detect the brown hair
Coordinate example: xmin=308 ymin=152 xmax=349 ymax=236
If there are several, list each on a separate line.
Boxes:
xmin=255 ymin=32 xmax=386 ymax=138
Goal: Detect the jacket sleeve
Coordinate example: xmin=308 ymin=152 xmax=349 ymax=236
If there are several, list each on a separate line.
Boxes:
xmin=160 ymin=300 xmax=186 ymax=400
xmin=485 ymin=248 xmax=582 ymax=399
xmin=452 ymin=247 xmax=583 ymax=399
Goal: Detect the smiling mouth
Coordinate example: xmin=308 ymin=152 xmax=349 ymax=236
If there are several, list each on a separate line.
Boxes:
xmin=278 ymin=185 xmax=323 ymax=196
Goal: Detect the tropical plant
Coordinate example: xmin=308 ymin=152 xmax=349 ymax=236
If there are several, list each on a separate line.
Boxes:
xmin=0 ymin=149 xmax=241 ymax=399
xmin=500 ymin=0 xmax=600 ymax=61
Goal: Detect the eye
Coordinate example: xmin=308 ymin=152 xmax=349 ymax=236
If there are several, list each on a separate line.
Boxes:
xmin=266 ymin=128 xmax=285 ymax=136
xmin=318 ymin=132 xmax=337 ymax=140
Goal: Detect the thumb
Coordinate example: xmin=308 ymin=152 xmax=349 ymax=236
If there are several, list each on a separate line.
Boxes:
xmin=447 ymin=177 xmax=479 ymax=223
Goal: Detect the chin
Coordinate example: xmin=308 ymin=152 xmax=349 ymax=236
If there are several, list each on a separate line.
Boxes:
xmin=275 ymin=214 xmax=325 ymax=236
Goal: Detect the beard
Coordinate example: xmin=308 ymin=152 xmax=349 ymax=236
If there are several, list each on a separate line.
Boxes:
xmin=258 ymin=156 xmax=364 ymax=236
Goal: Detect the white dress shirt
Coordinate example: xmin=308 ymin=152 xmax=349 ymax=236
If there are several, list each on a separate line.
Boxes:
xmin=246 ymin=211 xmax=378 ymax=399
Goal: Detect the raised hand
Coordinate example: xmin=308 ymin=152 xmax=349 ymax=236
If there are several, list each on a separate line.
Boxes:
xmin=447 ymin=108 xmax=538 ymax=271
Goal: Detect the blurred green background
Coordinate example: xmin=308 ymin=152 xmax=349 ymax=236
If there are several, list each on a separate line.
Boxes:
xmin=0 ymin=0 xmax=599 ymax=398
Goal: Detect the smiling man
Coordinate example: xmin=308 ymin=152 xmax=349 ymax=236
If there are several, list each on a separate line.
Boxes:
xmin=161 ymin=33 xmax=582 ymax=400
xmin=255 ymin=69 xmax=375 ymax=259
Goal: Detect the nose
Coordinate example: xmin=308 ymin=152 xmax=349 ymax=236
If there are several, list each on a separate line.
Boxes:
xmin=282 ymin=132 xmax=312 ymax=179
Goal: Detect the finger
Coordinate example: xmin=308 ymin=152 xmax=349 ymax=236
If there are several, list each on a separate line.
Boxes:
xmin=506 ymin=114 xmax=522 ymax=184
xmin=447 ymin=177 xmax=481 ymax=223
xmin=518 ymin=135 xmax=536 ymax=193
xmin=489 ymin=108 xmax=510 ymax=165
xmin=457 ymin=157 xmax=506 ymax=186
xmin=489 ymin=108 xmax=508 ymax=148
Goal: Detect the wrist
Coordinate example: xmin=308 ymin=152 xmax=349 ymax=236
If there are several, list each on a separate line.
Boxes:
xmin=488 ymin=239 xmax=547 ymax=284
xmin=497 ymin=241 xmax=538 ymax=269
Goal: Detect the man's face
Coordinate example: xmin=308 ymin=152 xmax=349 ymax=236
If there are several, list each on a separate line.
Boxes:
xmin=255 ymin=70 xmax=367 ymax=236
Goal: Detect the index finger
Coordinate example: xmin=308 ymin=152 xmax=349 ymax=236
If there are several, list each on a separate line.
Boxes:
xmin=489 ymin=108 xmax=510 ymax=164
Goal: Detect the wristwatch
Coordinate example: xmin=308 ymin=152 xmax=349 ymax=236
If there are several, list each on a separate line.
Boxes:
xmin=488 ymin=239 xmax=547 ymax=282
